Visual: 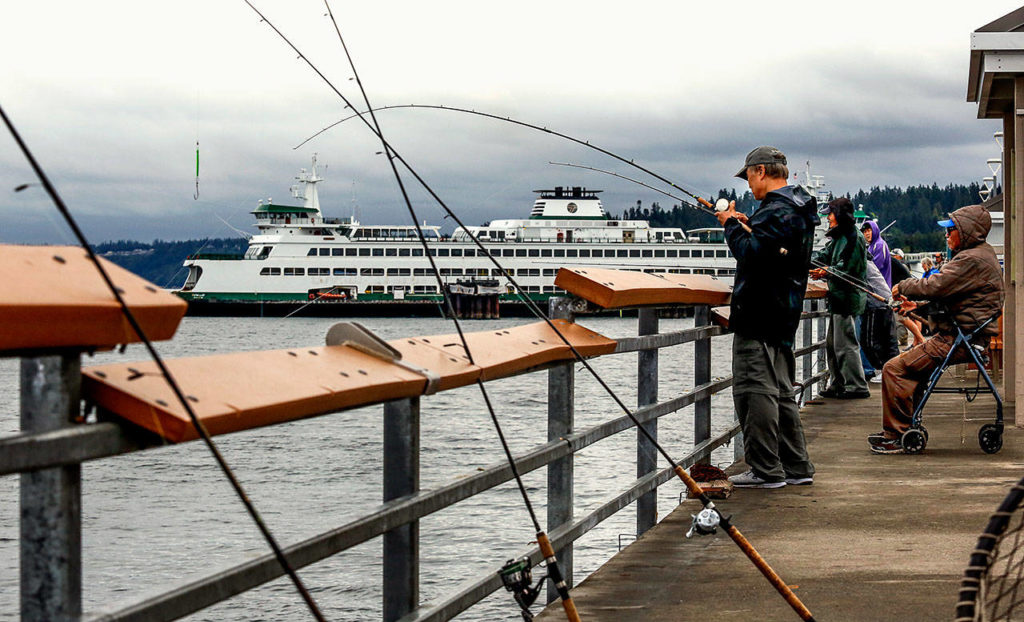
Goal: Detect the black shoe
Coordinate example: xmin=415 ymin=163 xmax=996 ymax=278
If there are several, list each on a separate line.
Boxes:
xmin=819 ymin=388 xmax=844 ymax=399
xmin=867 ymin=431 xmax=887 ymax=444
xmin=841 ymin=390 xmax=872 ymax=399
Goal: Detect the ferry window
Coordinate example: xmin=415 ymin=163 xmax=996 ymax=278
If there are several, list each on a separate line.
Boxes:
xmin=679 ymin=250 xmax=690 ymax=258
xmin=259 ymin=267 xmax=281 ymax=276
xmin=680 ymin=268 xmax=692 ymax=274
xmin=440 ymin=268 xmax=451 ymax=276
xmin=590 ymin=250 xmax=601 ymax=257
xmin=412 ymin=249 xmax=423 ymax=256
xmin=451 ymin=249 xmax=463 ymax=257
xmin=414 ymin=268 xmax=430 ymax=276
xmin=258 ymin=246 xmax=273 ymax=259
xmin=528 ymin=249 xmax=540 ymax=257
xmin=387 ymin=268 xmax=411 ymax=276
xmin=630 ymin=250 xmax=641 ymax=258
xmin=428 ymin=249 xmax=436 ymax=256
xmin=307 ymin=248 xmax=317 ymax=256
xmin=438 ymin=249 xmax=450 ymax=257
xmin=617 ymin=250 xmax=627 ymax=258
xmin=465 ymin=249 xmax=476 ymax=257
xmin=372 ymin=229 xmax=382 ymax=237
xmin=716 ymin=250 xmax=728 ymax=258
xmin=452 ymin=268 xmax=463 ymax=276
xmin=543 ymin=286 xmax=557 ymax=293
xmin=346 ymin=248 xmax=357 ymax=256
xmin=475 ymin=269 xmax=489 ymax=276
xmin=399 ymin=249 xmax=411 ymax=257
xmin=578 ymin=249 xmax=589 ymax=257
xmin=284 ymin=267 xmax=305 ymax=276
xmin=314 ymin=268 xmax=331 ymax=276
xmin=359 ymin=248 xmax=371 ymax=256
xmin=386 ymin=248 xmax=397 ymax=256
xmin=332 ymin=248 xmax=343 ymax=256
xmin=541 ymin=249 xmax=552 ymax=257
xmin=655 ymin=250 xmax=665 ymax=257
xmin=504 ymin=249 xmax=515 ymax=257
xmin=361 ymin=268 xmax=384 ymax=276
xmin=667 ymin=250 xmax=677 ymax=257
xmin=515 ymin=249 xmax=527 ymax=257
xmin=543 ymin=269 xmax=558 ymax=276
xmin=642 ymin=250 xmax=652 ymax=257
xmin=566 ymin=249 xmax=577 ymax=257
xmin=491 ymin=268 xmax=503 ymax=276
xmin=319 ymin=248 xmax=330 ymax=256
xmin=554 ymin=249 xmax=565 ymax=257
xmin=372 ymin=248 xmax=384 ymax=256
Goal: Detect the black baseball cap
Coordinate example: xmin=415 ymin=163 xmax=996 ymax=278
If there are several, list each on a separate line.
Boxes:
xmin=735 ymin=146 xmax=787 ymax=179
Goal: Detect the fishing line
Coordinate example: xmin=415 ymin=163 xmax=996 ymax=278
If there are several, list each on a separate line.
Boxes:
xmin=548 ymin=161 xmax=753 ymax=234
xmin=0 ymin=103 xmax=327 ymax=622
xmin=319 ymin=3 xmax=577 ymax=619
xmin=246 ymin=5 xmax=815 ymax=618
xmin=809 ymin=258 xmax=928 ymax=325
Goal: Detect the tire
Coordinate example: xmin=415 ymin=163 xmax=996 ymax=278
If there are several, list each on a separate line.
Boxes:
xmin=902 ymin=428 xmax=927 ymax=454
xmin=979 ymin=424 xmax=1003 ymax=455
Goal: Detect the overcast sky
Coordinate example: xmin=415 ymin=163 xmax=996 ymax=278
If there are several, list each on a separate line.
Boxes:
xmin=0 ymin=1 xmax=1019 ymax=244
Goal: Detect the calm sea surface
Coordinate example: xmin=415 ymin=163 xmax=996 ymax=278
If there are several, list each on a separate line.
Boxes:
xmin=0 ymin=315 xmax=736 ymax=621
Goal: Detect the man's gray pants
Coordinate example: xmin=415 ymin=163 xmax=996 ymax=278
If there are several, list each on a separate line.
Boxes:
xmin=826 ymin=313 xmax=868 ymax=393
xmin=732 ymin=335 xmax=815 ymax=482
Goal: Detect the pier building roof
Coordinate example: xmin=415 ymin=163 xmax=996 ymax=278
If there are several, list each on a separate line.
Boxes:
xmin=968 ymin=6 xmax=1024 ymax=118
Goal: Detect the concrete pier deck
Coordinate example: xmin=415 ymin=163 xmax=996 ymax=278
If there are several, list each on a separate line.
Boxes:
xmin=538 ymin=373 xmax=1019 ymax=621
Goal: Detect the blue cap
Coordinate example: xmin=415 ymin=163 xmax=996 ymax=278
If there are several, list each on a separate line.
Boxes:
xmin=937 ymin=218 xmax=955 ymax=228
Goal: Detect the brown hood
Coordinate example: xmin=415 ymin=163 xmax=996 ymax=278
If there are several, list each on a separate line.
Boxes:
xmin=950 ymin=204 xmax=992 ymax=249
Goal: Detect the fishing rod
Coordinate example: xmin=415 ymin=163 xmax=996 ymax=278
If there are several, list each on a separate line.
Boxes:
xmin=250 ymin=6 xmax=815 ymax=619
xmin=296 ymin=103 xmax=725 ymax=215
xmin=549 ymin=161 xmax=753 ymax=234
xmin=317 ymin=3 xmax=578 ymax=620
xmin=0 ymin=104 xmax=327 ymax=621
xmin=809 ymin=258 xmax=926 ymax=323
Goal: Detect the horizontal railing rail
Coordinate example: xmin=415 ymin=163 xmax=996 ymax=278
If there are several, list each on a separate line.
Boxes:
xmin=4 ymin=295 xmax=829 ymax=622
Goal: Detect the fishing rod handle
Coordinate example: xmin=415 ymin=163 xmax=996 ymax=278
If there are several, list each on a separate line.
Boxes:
xmin=536 ymin=532 xmax=582 ymax=622
xmin=723 ymin=523 xmax=816 ymax=621
xmin=673 ymin=465 xmax=710 ymax=499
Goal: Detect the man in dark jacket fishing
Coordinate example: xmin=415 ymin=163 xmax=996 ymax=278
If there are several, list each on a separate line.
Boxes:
xmin=869 ymin=204 xmax=1005 ymax=454
xmin=716 ymin=146 xmax=819 ymax=488
xmin=810 ymin=198 xmax=870 ymax=399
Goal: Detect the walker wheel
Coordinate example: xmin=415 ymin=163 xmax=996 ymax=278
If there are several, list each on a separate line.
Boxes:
xmin=902 ymin=428 xmax=927 ymax=454
xmin=919 ymin=425 xmax=928 ymax=443
xmin=979 ymin=424 xmax=1003 ymax=454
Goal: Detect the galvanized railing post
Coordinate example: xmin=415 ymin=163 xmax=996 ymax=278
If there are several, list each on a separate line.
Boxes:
xmin=636 ymin=307 xmax=659 ymax=535
xmin=547 ymin=296 xmax=575 ymax=604
xmin=694 ymin=305 xmax=712 ymax=449
xmin=817 ymin=303 xmax=828 ymax=393
xmin=383 ymin=397 xmax=420 ymax=622
xmin=20 ymin=354 xmax=82 ymax=622
xmin=802 ymin=300 xmax=815 ymax=403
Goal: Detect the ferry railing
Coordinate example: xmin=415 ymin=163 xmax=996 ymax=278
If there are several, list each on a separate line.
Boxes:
xmin=1 ymin=298 xmax=828 ymax=622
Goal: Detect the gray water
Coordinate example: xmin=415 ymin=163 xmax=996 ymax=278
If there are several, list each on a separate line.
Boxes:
xmin=0 ymin=315 xmax=735 ymax=621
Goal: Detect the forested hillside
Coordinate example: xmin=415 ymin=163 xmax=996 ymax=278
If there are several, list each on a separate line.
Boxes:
xmin=614 ymin=182 xmax=989 ymax=252
xmin=95 ymin=238 xmax=248 ymax=289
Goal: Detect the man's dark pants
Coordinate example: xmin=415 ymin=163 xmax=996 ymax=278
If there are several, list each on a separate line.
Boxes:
xmin=733 ymin=334 xmax=815 ymax=482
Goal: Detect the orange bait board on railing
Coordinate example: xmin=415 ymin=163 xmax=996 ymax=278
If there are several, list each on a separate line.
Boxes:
xmin=81 ymin=319 xmax=616 ymax=443
xmin=0 ymin=244 xmax=187 ymax=354
xmin=554 ymin=267 xmax=733 ymax=310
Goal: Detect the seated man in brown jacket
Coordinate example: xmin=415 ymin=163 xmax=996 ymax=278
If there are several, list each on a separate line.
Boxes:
xmin=868 ymin=203 xmax=1004 ymax=454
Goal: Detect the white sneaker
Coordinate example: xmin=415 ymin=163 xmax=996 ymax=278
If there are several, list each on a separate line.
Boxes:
xmin=728 ymin=470 xmax=786 ymax=489
xmin=784 ymin=476 xmax=814 ymax=485
xmin=870 ymin=375 xmax=883 ymax=384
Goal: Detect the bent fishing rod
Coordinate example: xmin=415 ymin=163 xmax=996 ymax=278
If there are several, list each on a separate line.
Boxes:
xmin=549 ymin=161 xmax=753 ymax=234
xmin=297 ymin=103 xmax=726 ymax=215
xmin=251 ymin=6 xmax=815 ymax=618
xmin=316 ymin=3 xmax=578 ymax=619
xmin=0 ymin=103 xmax=327 ymax=621
xmin=809 ymin=259 xmax=926 ymax=323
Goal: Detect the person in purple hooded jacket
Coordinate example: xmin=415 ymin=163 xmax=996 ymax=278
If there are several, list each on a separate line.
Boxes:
xmin=861 ymin=220 xmax=892 ymax=287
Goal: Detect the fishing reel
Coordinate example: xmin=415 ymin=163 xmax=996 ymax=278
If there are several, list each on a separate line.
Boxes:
xmin=714 ymin=198 xmax=730 ymax=212
xmin=499 ymin=556 xmax=545 ymax=621
xmin=686 ymin=507 xmax=721 ymax=538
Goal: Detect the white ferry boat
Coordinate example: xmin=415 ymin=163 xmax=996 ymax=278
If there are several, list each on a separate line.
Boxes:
xmin=177 ymin=157 xmax=738 ymax=312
